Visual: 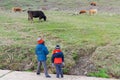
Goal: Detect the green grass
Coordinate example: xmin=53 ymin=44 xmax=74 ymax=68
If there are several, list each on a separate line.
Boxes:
xmin=0 ymin=9 xmax=120 ymax=78
xmin=0 ymin=0 xmax=120 ymax=78
xmin=32 ymin=11 xmax=120 ymax=47
xmin=0 ymin=10 xmax=119 ymax=47
xmin=88 ymin=68 xmax=109 ymax=78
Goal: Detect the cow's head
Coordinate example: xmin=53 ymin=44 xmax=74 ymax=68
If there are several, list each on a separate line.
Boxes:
xmin=43 ymin=16 xmax=47 ymax=21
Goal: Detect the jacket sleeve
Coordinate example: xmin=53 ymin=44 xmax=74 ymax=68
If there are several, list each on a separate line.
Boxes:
xmin=62 ymin=52 xmax=64 ymax=62
xmin=43 ymin=46 xmax=49 ymax=55
xmin=51 ymin=54 xmax=54 ymax=63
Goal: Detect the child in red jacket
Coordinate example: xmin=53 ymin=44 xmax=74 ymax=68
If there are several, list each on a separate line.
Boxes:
xmin=51 ymin=45 xmax=64 ymax=78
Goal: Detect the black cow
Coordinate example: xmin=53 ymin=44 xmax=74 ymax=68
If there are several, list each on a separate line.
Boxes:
xmin=27 ymin=10 xmax=46 ymax=22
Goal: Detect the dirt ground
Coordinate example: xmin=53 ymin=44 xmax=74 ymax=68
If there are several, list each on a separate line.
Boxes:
xmin=0 ymin=70 xmax=118 ymax=80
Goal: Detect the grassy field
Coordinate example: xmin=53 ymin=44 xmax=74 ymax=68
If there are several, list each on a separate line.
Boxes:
xmin=1 ymin=11 xmax=119 ymax=46
xmin=0 ymin=10 xmax=120 ymax=78
xmin=0 ymin=0 xmax=120 ymax=78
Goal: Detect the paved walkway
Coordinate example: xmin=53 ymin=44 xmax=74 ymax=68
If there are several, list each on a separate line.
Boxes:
xmin=0 ymin=70 xmax=118 ymax=80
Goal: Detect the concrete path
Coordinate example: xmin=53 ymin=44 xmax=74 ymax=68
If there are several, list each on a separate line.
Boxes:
xmin=0 ymin=70 xmax=118 ymax=80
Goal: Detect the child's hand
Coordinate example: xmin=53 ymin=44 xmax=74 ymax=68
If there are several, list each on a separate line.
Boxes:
xmin=62 ymin=62 xmax=65 ymax=66
xmin=52 ymin=63 xmax=54 ymax=67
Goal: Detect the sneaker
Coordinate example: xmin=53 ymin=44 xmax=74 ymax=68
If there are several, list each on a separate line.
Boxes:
xmin=56 ymin=75 xmax=59 ymax=78
xmin=36 ymin=73 xmax=40 ymax=75
xmin=46 ymin=75 xmax=51 ymax=78
xmin=56 ymin=76 xmax=59 ymax=78
xmin=61 ymin=75 xmax=64 ymax=78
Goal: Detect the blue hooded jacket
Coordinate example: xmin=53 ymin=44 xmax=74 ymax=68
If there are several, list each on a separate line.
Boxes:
xmin=35 ymin=43 xmax=49 ymax=61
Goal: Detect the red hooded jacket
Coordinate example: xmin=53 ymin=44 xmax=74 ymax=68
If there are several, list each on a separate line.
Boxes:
xmin=52 ymin=49 xmax=63 ymax=64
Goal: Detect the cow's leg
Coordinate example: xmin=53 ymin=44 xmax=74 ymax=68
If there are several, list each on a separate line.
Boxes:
xmin=28 ymin=14 xmax=30 ymax=20
xmin=28 ymin=16 xmax=30 ymax=20
xmin=28 ymin=14 xmax=33 ymax=23
xmin=31 ymin=17 xmax=33 ymax=23
xmin=39 ymin=17 xmax=42 ymax=22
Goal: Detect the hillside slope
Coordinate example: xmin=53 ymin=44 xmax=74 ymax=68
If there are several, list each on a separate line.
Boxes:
xmin=0 ymin=0 xmax=120 ymax=79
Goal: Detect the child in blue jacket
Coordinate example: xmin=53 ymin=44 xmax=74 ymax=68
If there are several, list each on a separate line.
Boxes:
xmin=35 ymin=38 xmax=51 ymax=78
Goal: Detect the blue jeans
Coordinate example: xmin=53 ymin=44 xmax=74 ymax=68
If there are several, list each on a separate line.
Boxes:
xmin=37 ymin=61 xmax=49 ymax=77
xmin=55 ymin=64 xmax=63 ymax=78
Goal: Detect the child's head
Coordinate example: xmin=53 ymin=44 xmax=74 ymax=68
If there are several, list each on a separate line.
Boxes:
xmin=37 ymin=37 xmax=44 ymax=44
xmin=55 ymin=45 xmax=60 ymax=49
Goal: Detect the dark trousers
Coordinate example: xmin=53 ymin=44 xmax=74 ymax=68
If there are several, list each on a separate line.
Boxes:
xmin=37 ymin=61 xmax=49 ymax=77
xmin=55 ymin=63 xmax=63 ymax=78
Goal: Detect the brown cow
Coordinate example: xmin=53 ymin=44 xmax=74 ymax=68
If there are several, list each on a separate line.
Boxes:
xmin=90 ymin=2 xmax=97 ymax=6
xmin=12 ymin=7 xmax=22 ymax=12
xmin=89 ymin=9 xmax=97 ymax=15
xmin=79 ymin=10 xmax=87 ymax=14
